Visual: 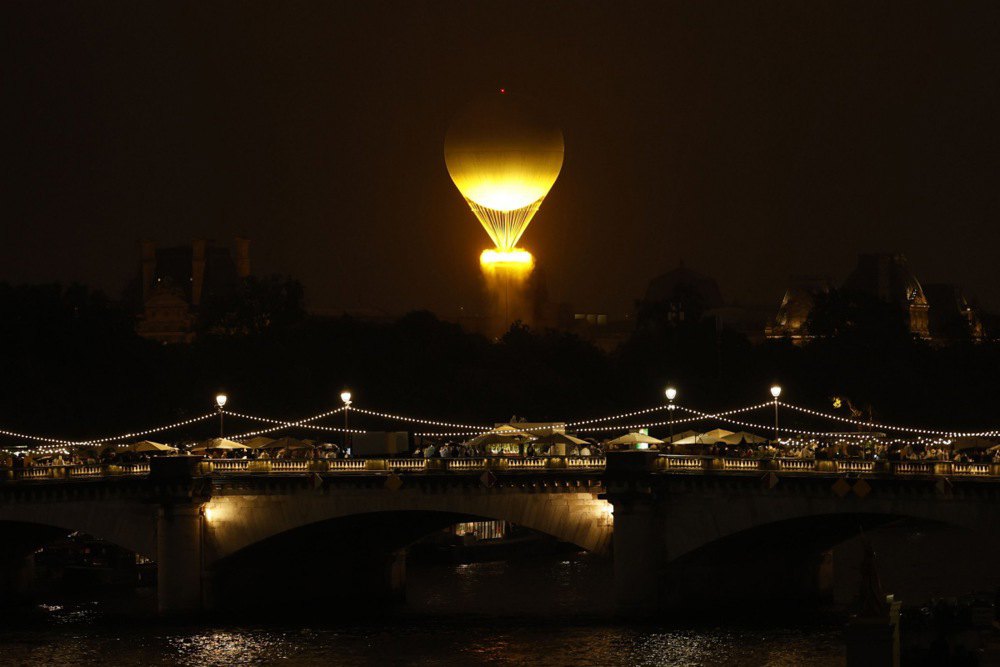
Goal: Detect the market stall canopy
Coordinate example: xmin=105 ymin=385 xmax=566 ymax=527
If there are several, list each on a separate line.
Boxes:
xmin=665 ymin=429 xmax=699 ymax=444
xmin=259 ymin=436 xmax=313 ymax=450
xmin=128 ymin=440 xmax=178 ymax=454
xmin=606 ymin=432 xmax=664 ymax=446
xmin=673 ymin=429 xmax=736 ymax=445
xmin=242 ymin=436 xmax=276 ymax=449
xmin=700 ymin=428 xmax=738 ymax=443
xmin=721 ymin=431 xmax=769 ymax=445
xmin=530 ymin=432 xmax=589 ymax=447
xmin=468 ymin=425 xmax=533 ymax=447
xmin=192 ymin=438 xmax=249 ymax=452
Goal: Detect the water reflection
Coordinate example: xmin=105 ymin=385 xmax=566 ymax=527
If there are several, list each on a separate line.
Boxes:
xmin=0 ymin=552 xmax=845 ymax=666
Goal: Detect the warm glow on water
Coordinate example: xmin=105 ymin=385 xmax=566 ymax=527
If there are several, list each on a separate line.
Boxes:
xmin=0 ymin=554 xmax=844 ymax=666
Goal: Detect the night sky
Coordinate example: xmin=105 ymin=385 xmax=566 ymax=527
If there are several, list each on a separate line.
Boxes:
xmin=3 ymin=1 xmax=999 ymax=317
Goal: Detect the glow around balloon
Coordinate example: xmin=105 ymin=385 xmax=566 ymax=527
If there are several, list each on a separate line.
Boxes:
xmin=445 ymin=91 xmax=564 ymax=253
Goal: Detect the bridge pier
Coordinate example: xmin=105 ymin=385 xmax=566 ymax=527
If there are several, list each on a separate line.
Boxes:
xmin=604 ymin=452 xmax=843 ymax=614
xmin=605 ymin=451 xmax=665 ymax=615
xmin=157 ymin=503 xmax=204 ymax=615
xmin=611 ymin=497 xmax=663 ymax=615
xmin=150 ymin=456 xmax=210 ymax=616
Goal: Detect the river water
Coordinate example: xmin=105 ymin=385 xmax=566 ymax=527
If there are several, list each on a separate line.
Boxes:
xmin=0 ymin=552 xmax=845 ymax=666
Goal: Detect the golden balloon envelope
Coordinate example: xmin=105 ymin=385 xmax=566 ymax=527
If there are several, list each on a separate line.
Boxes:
xmin=445 ymin=93 xmax=564 ymax=251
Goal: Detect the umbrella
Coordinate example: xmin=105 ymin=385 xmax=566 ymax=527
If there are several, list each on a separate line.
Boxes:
xmin=242 ymin=436 xmax=276 ymax=449
xmin=259 ymin=436 xmax=313 ymax=450
xmin=673 ymin=430 xmax=735 ymax=445
xmin=528 ymin=431 xmax=591 ymax=455
xmin=699 ymin=428 xmax=738 ymax=443
xmin=665 ymin=429 xmax=699 ymax=444
xmin=192 ymin=438 xmax=249 ymax=452
xmin=127 ymin=440 xmax=178 ymax=454
xmin=529 ymin=432 xmax=589 ymax=447
xmin=606 ymin=432 xmax=665 ymax=447
xmin=468 ymin=425 xmax=532 ymax=448
xmin=720 ymin=431 xmax=769 ymax=445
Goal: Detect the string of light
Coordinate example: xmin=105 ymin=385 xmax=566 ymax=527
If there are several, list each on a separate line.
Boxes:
xmin=413 ymin=401 xmax=773 ymax=438
xmin=0 ymin=413 xmax=217 ymax=453
xmin=221 ymin=407 xmax=368 ymax=439
xmin=574 ymin=402 xmax=774 ymax=433
xmin=675 ymin=406 xmax=885 ymax=440
xmin=778 ymin=401 xmax=1000 ymax=438
xmin=348 ymin=407 xmax=489 ymax=431
xmin=4 ymin=396 xmax=1000 ymax=455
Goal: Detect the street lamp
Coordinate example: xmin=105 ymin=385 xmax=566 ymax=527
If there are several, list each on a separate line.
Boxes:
xmin=770 ymin=385 xmax=781 ymax=443
xmin=215 ymin=393 xmax=228 ymax=437
xmin=340 ymin=390 xmax=352 ymax=457
xmin=665 ymin=387 xmax=677 ymax=444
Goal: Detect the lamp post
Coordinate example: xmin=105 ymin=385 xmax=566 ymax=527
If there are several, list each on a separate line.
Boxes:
xmin=215 ymin=393 xmax=228 ymax=437
xmin=340 ymin=390 xmax=352 ymax=457
xmin=665 ymin=387 xmax=677 ymax=444
xmin=770 ymin=385 xmax=782 ymax=444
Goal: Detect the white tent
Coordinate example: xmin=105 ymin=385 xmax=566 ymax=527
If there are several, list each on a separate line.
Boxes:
xmin=192 ymin=438 xmax=249 ymax=452
xmin=672 ymin=429 xmax=737 ymax=445
xmin=720 ymin=431 xmax=769 ymax=445
xmin=468 ymin=424 xmax=533 ymax=448
xmin=530 ymin=432 xmax=589 ymax=447
xmin=606 ymin=432 xmax=665 ymax=448
xmin=665 ymin=429 xmax=699 ymax=444
xmin=242 ymin=436 xmax=276 ymax=449
xmin=258 ymin=436 xmax=313 ymax=451
xmin=700 ymin=428 xmax=738 ymax=443
xmin=127 ymin=440 xmax=178 ymax=454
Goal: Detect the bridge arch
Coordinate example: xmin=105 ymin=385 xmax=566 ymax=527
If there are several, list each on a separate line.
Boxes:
xmin=0 ymin=500 xmax=157 ymax=559
xmin=658 ymin=487 xmax=1000 ymax=564
xmin=202 ymin=485 xmax=612 ymax=566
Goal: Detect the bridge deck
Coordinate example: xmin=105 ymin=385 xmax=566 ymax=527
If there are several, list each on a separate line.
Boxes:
xmin=1 ymin=455 xmax=997 ymax=483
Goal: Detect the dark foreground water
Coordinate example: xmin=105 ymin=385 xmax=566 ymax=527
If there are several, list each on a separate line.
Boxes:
xmin=0 ymin=552 xmax=845 ymax=666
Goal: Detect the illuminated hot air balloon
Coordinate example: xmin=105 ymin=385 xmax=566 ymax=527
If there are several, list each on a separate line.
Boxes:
xmin=445 ymin=91 xmax=564 ymax=265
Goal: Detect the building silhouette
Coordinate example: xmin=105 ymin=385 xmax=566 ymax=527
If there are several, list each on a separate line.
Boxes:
xmin=125 ymin=238 xmax=250 ymax=343
xmin=767 ymin=253 xmax=985 ymax=344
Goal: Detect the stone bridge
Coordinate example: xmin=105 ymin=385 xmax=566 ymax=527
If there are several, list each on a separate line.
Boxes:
xmin=607 ymin=452 xmax=1000 ymax=612
xmin=0 ymin=457 xmax=610 ymax=614
xmin=1 ymin=453 xmax=999 ymax=615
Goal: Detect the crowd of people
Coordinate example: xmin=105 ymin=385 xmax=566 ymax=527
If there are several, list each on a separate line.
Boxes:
xmin=2 ymin=435 xmax=998 ymax=469
xmin=411 ymin=440 xmax=602 ymax=459
xmin=655 ymin=440 xmax=1000 ymax=463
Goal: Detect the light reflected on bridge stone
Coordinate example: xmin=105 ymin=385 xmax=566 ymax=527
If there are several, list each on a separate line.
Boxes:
xmin=593 ymin=500 xmax=614 ymax=526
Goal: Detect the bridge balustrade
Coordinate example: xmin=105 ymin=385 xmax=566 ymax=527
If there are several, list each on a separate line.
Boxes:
xmin=776 ymin=458 xmax=813 ymax=471
xmin=68 ymin=465 xmax=103 ymax=478
xmin=567 ymin=456 xmax=605 ymax=468
xmin=1 ymin=456 xmax=997 ymax=482
xmin=723 ymin=459 xmax=759 ymax=471
xmin=892 ymin=461 xmax=935 ymax=475
xmin=507 ymin=458 xmax=546 ymax=470
xmin=385 ymin=458 xmax=425 ymax=470
xmin=657 ymin=456 xmax=703 ymax=471
xmin=953 ymin=462 xmax=991 ymax=476
xmin=838 ymin=460 xmax=874 ymax=474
